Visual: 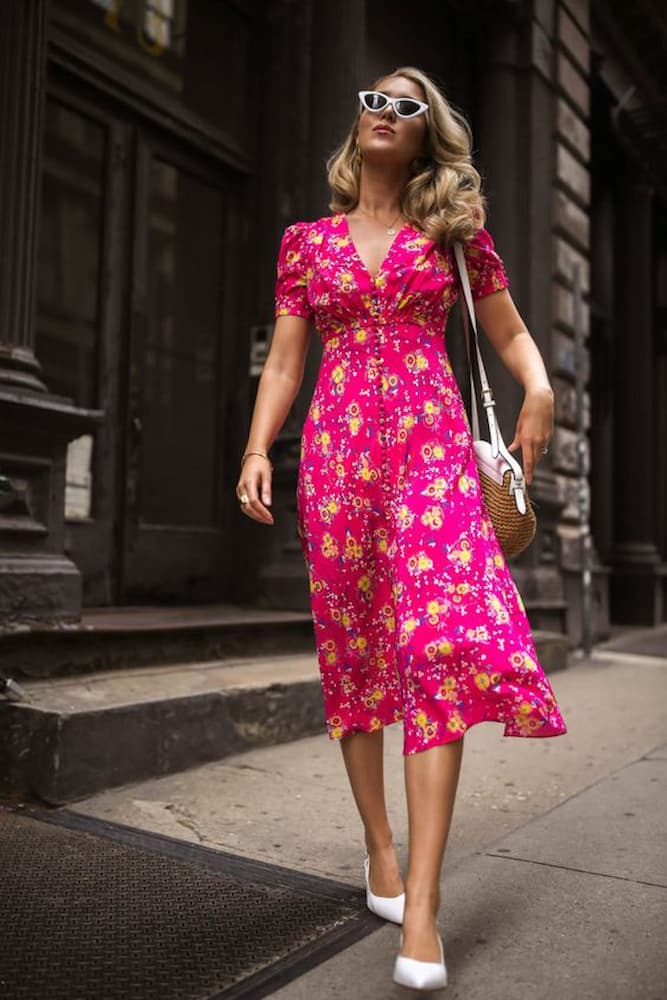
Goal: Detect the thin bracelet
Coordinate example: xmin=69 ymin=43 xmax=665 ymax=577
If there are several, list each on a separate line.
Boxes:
xmin=241 ymin=451 xmax=274 ymax=470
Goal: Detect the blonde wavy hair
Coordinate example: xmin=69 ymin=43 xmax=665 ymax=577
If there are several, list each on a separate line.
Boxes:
xmin=327 ymin=66 xmax=487 ymax=246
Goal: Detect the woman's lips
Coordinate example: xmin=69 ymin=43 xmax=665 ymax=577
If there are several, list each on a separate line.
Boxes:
xmin=373 ymin=126 xmax=394 ymax=134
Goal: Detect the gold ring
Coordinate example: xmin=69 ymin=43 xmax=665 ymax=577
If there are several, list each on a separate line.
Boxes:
xmin=239 ymin=493 xmax=250 ymax=505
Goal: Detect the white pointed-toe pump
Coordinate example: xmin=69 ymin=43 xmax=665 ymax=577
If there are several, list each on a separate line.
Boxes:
xmin=393 ymin=930 xmax=448 ymax=991
xmin=363 ymin=853 xmax=406 ymax=924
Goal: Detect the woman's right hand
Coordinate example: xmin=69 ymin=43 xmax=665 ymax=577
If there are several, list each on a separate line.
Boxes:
xmin=236 ymin=456 xmax=274 ymax=525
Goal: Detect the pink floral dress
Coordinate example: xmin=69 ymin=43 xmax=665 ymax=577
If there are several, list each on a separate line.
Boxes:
xmin=274 ymin=212 xmax=567 ymax=754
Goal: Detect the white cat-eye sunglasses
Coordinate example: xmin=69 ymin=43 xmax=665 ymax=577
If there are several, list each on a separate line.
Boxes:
xmin=358 ymin=90 xmax=429 ymax=119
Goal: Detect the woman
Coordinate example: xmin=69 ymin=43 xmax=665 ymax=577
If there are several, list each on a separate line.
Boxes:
xmin=237 ymin=66 xmax=568 ymax=991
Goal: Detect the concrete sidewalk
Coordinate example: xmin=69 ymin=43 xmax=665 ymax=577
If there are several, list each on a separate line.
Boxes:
xmin=66 ymin=643 xmax=667 ymax=999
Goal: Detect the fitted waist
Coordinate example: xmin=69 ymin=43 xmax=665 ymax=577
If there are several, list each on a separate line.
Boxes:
xmin=310 ymin=346 xmax=463 ymax=423
xmin=319 ymin=320 xmax=447 ymax=357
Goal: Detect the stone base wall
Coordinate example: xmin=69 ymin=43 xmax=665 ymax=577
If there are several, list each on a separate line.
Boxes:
xmin=549 ymin=0 xmax=611 ymax=640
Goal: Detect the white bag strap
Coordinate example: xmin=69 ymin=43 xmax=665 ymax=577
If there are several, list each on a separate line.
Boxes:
xmin=453 ymin=241 xmax=528 ymax=499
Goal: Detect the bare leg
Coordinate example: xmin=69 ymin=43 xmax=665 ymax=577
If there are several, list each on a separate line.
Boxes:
xmin=401 ymin=736 xmax=465 ymax=961
xmin=339 ymin=728 xmax=404 ymax=897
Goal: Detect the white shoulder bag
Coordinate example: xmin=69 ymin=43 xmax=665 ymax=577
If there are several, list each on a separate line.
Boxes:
xmin=453 ymin=242 xmax=537 ymax=558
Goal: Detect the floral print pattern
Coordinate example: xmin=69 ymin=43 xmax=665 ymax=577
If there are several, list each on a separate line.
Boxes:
xmin=274 ymin=213 xmax=567 ymax=754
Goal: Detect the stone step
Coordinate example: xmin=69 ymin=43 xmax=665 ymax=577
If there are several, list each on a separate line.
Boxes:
xmin=0 ymin=603 xmax=315 ymax=680
xmin=0 ymin=653 xmax=323 ymax=805
xmin=0 ymin=631 xmax=570 ymax=806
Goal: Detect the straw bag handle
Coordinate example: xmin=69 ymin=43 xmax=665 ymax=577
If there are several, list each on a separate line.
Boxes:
xmin=452 ymin=241 xmax=526 ymax=490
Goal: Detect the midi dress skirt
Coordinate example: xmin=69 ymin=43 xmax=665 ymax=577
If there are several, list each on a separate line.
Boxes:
xmin=274 ymin=212 xmax=568 ymax=755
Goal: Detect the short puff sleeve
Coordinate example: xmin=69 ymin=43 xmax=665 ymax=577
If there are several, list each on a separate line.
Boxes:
xmin=274 ymin=222 xmax=314 ymax=320
xmin=461 ymin=226 xmax=509 ymax=301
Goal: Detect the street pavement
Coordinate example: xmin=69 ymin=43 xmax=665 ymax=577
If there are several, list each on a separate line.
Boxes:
xmin=67 ymin=632 xmax=667 ymax=999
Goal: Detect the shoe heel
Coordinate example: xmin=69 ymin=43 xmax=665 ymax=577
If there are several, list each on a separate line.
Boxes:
xmin=363 ymin=853 xmax=405 ymax=925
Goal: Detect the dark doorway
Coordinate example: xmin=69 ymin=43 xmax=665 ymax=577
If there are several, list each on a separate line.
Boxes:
xmin=36 ymin=88 xmax=246 ymax=605
xmin=122 ymin=133 xmax=238 ymax=602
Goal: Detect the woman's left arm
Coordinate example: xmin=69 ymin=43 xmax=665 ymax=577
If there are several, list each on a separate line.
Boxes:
xmin=473 ymin=288 xmax=554 ymax=486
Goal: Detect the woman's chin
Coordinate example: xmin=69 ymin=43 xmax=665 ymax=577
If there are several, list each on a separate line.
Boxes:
xmin=361 ymin=144 xmax=410 ymax=168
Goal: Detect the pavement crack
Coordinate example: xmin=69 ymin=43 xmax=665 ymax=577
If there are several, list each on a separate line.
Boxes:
xmin=227 ymin=763 xmax=283 ymax=776
xmin=484 ymin=852 xmax=666 ymax=889
xmin=164 ymin=803 xmax=207 ymax=844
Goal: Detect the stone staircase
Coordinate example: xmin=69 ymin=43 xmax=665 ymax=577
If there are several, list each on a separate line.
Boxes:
xmin=0 ymin=603 xmax=570 ymax=805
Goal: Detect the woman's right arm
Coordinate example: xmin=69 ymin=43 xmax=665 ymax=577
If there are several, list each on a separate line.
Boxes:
xmin=237 ymin=313 xmax=311 ymax=525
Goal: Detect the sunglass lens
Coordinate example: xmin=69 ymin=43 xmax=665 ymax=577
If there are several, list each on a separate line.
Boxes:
xmin=363 ymin=92 xmax=388 ymax=111
xmin=394 ymin=99 xmax=422 ymax=117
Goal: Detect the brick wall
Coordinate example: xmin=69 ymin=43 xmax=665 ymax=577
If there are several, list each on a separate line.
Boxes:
xmin=551 ymin=0 xmax=593 ymax=574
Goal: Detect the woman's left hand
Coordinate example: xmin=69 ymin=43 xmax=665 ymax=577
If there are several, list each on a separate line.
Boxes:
xmin=508 ymin=386 xmax=554 ymax=485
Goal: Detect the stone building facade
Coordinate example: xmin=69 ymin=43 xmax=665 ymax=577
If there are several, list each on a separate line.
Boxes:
xmin=0 ymin=0 xmax=665 ymax=641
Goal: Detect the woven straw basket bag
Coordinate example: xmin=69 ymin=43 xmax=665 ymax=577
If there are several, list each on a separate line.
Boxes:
xmin=453 ymin=241 xmax=537 ymax=559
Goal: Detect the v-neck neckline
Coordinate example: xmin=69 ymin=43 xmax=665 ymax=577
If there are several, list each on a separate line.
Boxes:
xmin=340 ymin=212 xmax=411 ymax=283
